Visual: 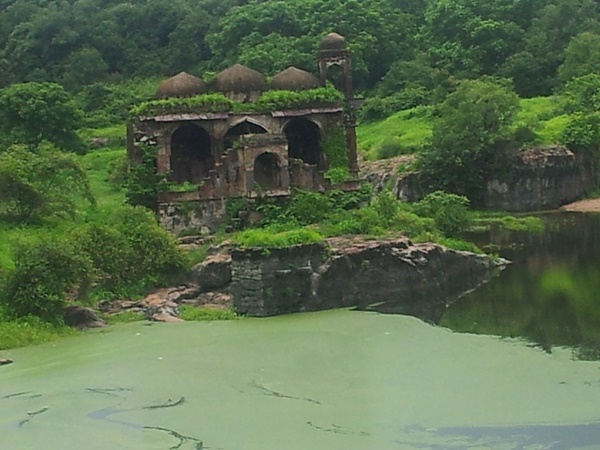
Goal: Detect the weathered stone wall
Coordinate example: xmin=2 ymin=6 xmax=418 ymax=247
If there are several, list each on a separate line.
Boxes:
xmin=230 ymin=244 xmax=324 ymax=316
xmin=158 ymin=198 xmax=228 ymax=235
xmin=484 ymin=146 xmax=594 ymax=211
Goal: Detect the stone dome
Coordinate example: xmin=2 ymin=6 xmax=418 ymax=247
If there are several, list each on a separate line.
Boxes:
xmin=320 ymin=32 xmax=347 ymax=50
xmin=213 ymin=64 xmax=268 ymax=93
xmin=155 ymin=72 xmax=207 ymax=99
xmin=271 ymin=67 xmax=320 ymax=91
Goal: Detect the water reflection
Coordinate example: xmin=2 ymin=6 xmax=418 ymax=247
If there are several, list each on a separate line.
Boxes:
xmin=441 ymin=212 xmax=600 ymax=360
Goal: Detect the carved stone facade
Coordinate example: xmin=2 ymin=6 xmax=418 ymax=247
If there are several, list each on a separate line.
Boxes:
xmin=128 ymin=33 xmax=360 ymax=234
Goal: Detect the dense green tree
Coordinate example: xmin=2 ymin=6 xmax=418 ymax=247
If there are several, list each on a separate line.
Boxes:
xmin=558 ymin=32 xmax=600 ymax=83
xmin=421 ymin=0 xmax=526 ymax=77
xmin=206 ymin=0 xmax=415 ymax=89
xmin=507 ymin=0 xmax=600 ymax=96
xmin=0 ymin=82 xmax=83 ymax=151
xmin=418 ymin=79 xmax=520 ymax=205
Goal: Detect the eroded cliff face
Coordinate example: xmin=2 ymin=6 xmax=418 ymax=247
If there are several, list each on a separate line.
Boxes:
xmin=230 ymin=237 xmax=505 ymax=319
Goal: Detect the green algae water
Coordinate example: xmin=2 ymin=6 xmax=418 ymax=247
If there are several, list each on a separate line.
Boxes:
xmin=2 ymin=310 xmax=600 ymax=449
xmin=3 ymin=212 xmax=600 ymax=449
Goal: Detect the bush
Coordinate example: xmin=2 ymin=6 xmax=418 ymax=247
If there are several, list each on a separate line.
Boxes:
xmin=77 ymin=206 xmax=188 ymax=298
xmin=1 ymin=237 xmax=92 ymax=322
xmin=286 ymin=190 xmax=332 ymax=225
xmin=0 ymin=145 xmax=95 ymax=223
xmin=413 ymin=191 xmax=472 ymax=236
xmin=561 ymin=112 xmax=600 ymax=153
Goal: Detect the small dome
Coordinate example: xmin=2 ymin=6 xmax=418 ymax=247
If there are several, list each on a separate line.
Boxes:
xmin=320 ymin=32 xmax=347 ymax=50
xmin=271 ymin=67 xmax=320 ymax=91
xmin=155 ymin=72 xmax=207 ymax=99
xmin=214 ymin=64 xmax=268 ymax=93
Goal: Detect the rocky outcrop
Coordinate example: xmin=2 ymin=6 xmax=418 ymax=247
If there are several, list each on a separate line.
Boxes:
xmin=361 ymin=156 xmax=424 ymax=202
xmin=99 ymin=237 xmax=503 ymax=322
xmin=229 ymin=237 xmax=506 ymax=320
xmin=485 ymin=146 xmax=594 ymax=211
xmin=63 ymin=305 xmax=106 ymax=329
xmin=190 ymin=253 xmax=232 ymax=291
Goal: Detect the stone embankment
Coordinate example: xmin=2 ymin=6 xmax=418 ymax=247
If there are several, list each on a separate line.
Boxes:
xmin=104 ymin=236 xmax=505 ymax=322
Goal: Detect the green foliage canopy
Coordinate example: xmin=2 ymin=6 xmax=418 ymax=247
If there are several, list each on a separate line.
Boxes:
xmin=418 ymin=79 xmax=520 ymax=205
xmin=0 ymin=82 xmax=83 ymax=151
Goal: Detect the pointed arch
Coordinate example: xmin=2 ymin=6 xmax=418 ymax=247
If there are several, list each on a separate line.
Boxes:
xmin=254 ymin=152 xmax=282 ymax=190
xmin=224 ymin=119 xmax=268 ymax=149
xmin=169 ymin=124 xmax=213 ymax=183
xmin=283 ymin=118 xmax=322 ymax=166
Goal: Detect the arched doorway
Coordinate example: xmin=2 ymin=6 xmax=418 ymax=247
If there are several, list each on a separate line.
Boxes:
xmin=323 ymin=63 xmax=345 ymax=93
xmin=224 ymin=120 xmax=268 ymax=149
xmin=254 ymin=152 xmax=281 ymax=190
xmin=170 ymin=124 xmax=213 ymax=183
xmin=284 ymin=118 xmax=321 ymax=165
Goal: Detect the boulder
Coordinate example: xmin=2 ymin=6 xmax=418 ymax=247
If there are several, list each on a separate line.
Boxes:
xmin=63 ymin=305 xmax=106 ymax=329
xmin=191 ymin=253 xmax=232 ymax=292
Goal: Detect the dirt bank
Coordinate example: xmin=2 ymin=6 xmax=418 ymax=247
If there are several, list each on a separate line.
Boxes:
xmin=561 ymin=198 xmax=600 ymax=212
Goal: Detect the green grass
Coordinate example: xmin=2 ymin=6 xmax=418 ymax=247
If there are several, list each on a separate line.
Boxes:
xmin=516 ymin=96 xmax=558 ymax=125
xmin=357 ymin=97 xmax=569 ymax=158
xmin=0 ymin=316 xmax=78 ymax=350
xmin=233 ymin=226 xmax=324 ymax=248
xmin=78 ymin=147 xmax=126 ymax=209
xmin=102 ymin=311 xmax=145 ymax=325
xmin=471 ymin=214 xmax=545 ymax=232
xmin=79 ymin=124 xmax=126 ymax=144
xmin=537 ymin=114 xmax=570 ymax=145
xmin=357 ymin=106 xmax=433 ymax=160
xmin=179 ymin=306 xmax=237 ymax=321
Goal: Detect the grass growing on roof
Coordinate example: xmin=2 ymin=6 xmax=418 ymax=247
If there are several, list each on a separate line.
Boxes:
xmin=233 ymin=226 xmax=324 ymax=248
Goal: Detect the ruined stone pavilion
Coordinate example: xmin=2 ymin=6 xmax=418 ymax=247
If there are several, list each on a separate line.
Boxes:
xmin=127 ymin=32 xmax=360 ymax=234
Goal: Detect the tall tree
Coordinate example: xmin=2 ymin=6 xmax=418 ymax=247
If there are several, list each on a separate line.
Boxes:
xmin=0 ymin=82 xmax=83 ymax=151
xmin=418 ymin=79 xmax=520 ymax=205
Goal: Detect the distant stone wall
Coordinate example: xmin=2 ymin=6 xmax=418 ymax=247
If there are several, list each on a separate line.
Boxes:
xmin=484 ymin=146 xmax=594 ymax=212
xmin=361 ymin=147 xmax=594 ymax=212
xmin=158 ymin=198 xmax=228 ymax=235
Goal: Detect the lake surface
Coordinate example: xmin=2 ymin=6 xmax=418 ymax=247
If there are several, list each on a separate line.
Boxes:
xmin=2 ymin=212 xmax=600 ymax=449
xmin=442 ymin=212 xmax=600 ymax=361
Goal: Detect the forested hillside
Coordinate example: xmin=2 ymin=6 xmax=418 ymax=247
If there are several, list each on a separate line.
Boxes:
xmin=1 ymin=0 xmax=600 ymax=99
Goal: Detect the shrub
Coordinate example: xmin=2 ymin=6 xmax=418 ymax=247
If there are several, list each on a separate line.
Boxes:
xmin=413 ymin=191 xmax=472 ymax=236
xmin=561 ymin=112 xmax=600 ymax=153
xmin=1 ymin=237 xmax=92 ymax=322
xmin=77 ymin=206 xmax=188 ymax=298
xmin=287 ymin=190 xmax=332 ymax=225
xmin=0 ymin=145 xmax=95 ymax=223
